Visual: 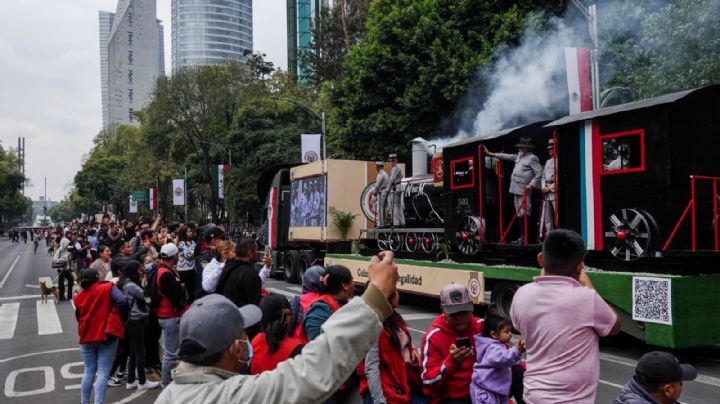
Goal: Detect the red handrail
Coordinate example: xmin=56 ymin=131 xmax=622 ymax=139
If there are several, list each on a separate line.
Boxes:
xmin=499 ymin=190 xmax=529 ymax=245
xmin=662 ymin=175 xmax=720 ymax=252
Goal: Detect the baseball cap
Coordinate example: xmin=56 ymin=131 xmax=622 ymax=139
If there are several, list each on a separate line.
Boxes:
xmin=160 ymin=243 xmax=179 ymax=259
xmin=204 ymin=226 xmax=226 ymax=242
xmin=635 ymin=351 xmax=697 ymax=384
xmin=440 ymin=283 xmax=473 ymax=314
xmin=179 ymin=294 xmax=262 ymax=363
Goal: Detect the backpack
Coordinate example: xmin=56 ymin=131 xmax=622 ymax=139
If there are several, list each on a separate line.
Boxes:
xmin=143 ymin=264 xmax=162 ymax=311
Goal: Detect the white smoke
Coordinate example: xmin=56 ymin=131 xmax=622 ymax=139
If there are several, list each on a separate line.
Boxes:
xmin=435 ymin=18 xmax=578 ymax=148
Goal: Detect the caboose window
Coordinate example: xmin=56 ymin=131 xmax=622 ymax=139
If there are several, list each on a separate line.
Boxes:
xmin=600 ymin=129 xmax=645 ymax=174
xmin=451 ymin=157 xmax=475 ymax=189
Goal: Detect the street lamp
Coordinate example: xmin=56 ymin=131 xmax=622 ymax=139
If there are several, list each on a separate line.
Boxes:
xmin=271 ymin=97 xmax=326 ymax=161
xmin=197 ymin=140 xmax=232 ymax=165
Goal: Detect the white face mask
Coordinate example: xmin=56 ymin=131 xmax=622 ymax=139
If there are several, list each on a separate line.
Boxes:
xmin=237 ymin=338 xmax=252 ymax=366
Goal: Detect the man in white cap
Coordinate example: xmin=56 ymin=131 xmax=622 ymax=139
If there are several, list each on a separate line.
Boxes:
xmin=373 ymin=161 xmax=389 ymax=227
xmin=156 ymin=251 xmax=399 ymax=403
xmin=387 ymin=153 xmax=405 ymax=227
xmin=152 ymin=243 xmax=189 ymax=386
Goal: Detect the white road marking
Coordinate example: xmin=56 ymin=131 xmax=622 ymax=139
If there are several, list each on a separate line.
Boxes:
xmin=266 ymin=288 xmax=299 ymax=299
xmin=26 ymin=284 xmax=41 ymax=289
xmin=36 ymin=300 xmax=63 ymax=335
xmin=287 ymin=286 xmax=302 ymax=292
xmin=4 ymin=366 xmax=55 ymax=397
xmin=0 ymin=294 xmax=44 ymax=301
xmin=0 ymin=347 xmax=80 ymax=363
xmin=0 ymin=254 xmax=22 ymax=289
xmin=598 ymin=379 xmax=625 ymax=389
xmin=0 ymin=302 xmax=20 ymax=339
xmin=401 ymin=313 xmax=438 ymax=321
xmin=112 ymin=389 xmax=148 ymax=403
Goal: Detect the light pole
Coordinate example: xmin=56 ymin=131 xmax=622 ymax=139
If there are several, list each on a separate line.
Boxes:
xmin=271 ymin=97 xmax=326 ymax=161
xmin=571 ymin=0 xmax=600 ymax=110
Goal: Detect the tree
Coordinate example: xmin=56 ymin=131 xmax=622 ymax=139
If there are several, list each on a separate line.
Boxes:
xmin=0 ymin=144 xmax=31 ymax=227
xmin=328 ymin=0 xmax=565 ymax=160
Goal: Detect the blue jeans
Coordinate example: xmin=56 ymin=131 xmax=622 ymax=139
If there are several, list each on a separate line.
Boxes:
xmin=80 ymin=339 xmax=118 ymax=404
xmin=159 ymin=317 xmax=181 ymax=385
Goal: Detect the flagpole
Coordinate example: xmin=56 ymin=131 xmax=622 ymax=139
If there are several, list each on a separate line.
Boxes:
xmin=184 ymin=167 xmax=188 ymax=221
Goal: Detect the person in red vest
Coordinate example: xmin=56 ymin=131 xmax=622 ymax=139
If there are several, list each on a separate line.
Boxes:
xmin=250 ymin=293 xmax=304 ymax=375
xmin=302 ymin=265 xmax=356 ymax=403
xmin=153 ymin=243 xmax=188 ymax=387
xmin=74 ymin=268 xmax=128 ymax=404
xmin=361 ymin=289 xmax=424 ymax=404
xmin=291 ymin=264 xmax=326 ymax=342
xmin=420 ymin=283 xmax=483 ymax=404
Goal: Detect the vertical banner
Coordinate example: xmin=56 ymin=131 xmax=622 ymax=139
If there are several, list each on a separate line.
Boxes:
xmin=214 ymin=164 xmax=226 ymax=199
xmin=148 ymin=187 xmax=157 ymax=210
xmin=301 ymin=134 xmax=321 ymax=163
xmin=172 ymin=179 xmax=185 ymax=206
xmin=565 ymin=47 xmax=592 ymax=114
xmin=129 ymin=198 xmax=138 ymax=213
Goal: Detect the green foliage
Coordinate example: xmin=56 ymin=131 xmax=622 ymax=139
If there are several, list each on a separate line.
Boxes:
xmin=0 ymin=144 xmax=30 ymax=226
xmin=329 ymin=0 xmax=565 ymax=160
xmin=601 ymin=0 xmax=720 ymax=99
xmin=329 ymin=207 xmax=358 ymax=240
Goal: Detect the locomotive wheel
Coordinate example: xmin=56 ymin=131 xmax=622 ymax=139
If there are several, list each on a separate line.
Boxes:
xmin=405 ymin=232 xmax=420 ymax=252
xmin=456 ymin=216 xmax=482 ymax=255
xmin=604 ymin=208 xmax=658 ymax=261
xmin=377 ymin=233 xmax=390 ymax=250
xmin=389 ymin=233 xmax=403 ymax=252
xmin=421 ymin=233 xmax=439 ymax=253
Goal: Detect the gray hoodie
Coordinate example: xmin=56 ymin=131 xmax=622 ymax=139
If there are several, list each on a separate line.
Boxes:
xmin=122 ymin=281 xmax=149 ymax=321
xmin=614 ymin=377 xmax=665 ymax=404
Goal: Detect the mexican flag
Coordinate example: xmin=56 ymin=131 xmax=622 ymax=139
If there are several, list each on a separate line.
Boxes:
xmin=149 ymin=187 xmax=157 ymax=210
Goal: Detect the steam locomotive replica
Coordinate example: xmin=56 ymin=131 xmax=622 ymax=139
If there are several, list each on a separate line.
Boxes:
xmin=361 ymin=84 xmax=720 ymax=274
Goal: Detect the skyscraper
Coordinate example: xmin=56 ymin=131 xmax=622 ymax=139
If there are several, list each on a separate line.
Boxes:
xmin=99 ymin=0 xmax=164 ymax=128
xmin=171 ymin=0 xmax=253 ymax=70
xmin=287 ymin=0 xmax=334 ymax=79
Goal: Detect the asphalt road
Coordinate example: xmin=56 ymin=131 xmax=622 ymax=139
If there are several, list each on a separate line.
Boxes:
xmin=1 ymin=238 xmax=718 ymax=403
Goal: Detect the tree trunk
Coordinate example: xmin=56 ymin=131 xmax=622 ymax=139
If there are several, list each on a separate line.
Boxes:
xmin=339 ymin=0 xmax=351 ymax=51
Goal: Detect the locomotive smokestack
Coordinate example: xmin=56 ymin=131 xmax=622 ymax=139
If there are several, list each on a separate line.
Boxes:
xmin=411 ymin=137 xmax=429 ymax=176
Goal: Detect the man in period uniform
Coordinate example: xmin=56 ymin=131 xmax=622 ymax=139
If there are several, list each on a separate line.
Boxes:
xmin=484 ymin=137 xmax=542 ymax=243
xmin=386 ymin=153 xmax=405 ymax=227
xmin=373 ymin=161 xmax=389 ymax=227
xmin=541 ymin=138 xmax=557 ymax=237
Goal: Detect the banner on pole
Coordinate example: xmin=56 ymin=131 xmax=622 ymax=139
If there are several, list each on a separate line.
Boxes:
xmin=149 ymin=187 xmax=157 ymax=210
xmin=214 ymin=164 xmax=226 ymax=199
xmin=172 ymin=179 xmax=185 ymax=206
xmin=129 ymin=198 xmax=138 ymax=213
xmin=564 ymin=47 xmax=592 ymax=114
xmin=301 ymin=134 xmax=321 ymax=163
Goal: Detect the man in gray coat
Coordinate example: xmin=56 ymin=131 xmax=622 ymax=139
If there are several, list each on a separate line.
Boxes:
xmin=155 ymin=251 xmax=398 ymax=404
xmin=541 ymin=138 xmax=557 ymax=237
xmin=484 ymin=137 xmax=542 ymax=243
xmin=373 ymin=161 xmax=389 ymax=227
xmin=387 ymin=153 xmax=405 ymax=227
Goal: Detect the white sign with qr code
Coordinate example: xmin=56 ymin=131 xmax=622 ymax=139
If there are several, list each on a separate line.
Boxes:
xmin=632 ymin=277 xmax=672 ymax=325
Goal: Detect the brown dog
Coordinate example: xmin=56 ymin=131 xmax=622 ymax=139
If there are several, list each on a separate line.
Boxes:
xmin=39 ymin=277 xmax=59 ymax=304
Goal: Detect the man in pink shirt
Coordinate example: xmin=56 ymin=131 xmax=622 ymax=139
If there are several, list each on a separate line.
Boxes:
xmin=510 ymin=229 xmax=622 ymax=403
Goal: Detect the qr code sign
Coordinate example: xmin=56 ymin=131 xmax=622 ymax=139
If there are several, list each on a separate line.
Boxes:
xmin=632 ymin=277 xmax=672 ymax=325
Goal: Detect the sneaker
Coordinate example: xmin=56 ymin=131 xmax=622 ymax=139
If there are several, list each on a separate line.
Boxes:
xmin=107 ymin=377 xmax=122 ymax=387
xmin=125 ymin=381 xmax=138 ymax=390
xmin=138 ymin=380 xmax=160 ymax=390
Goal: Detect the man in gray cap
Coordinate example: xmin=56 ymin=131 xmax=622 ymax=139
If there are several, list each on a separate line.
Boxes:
xmin=386 ymin=153 xmax=405 ymax=227
xmin=484 ymin=137 xmax=542 ymax=243
xmin=373 ymin=161 xmax=389 ymax=227
xmin=156 ymin=251 xmax=399 ymax=404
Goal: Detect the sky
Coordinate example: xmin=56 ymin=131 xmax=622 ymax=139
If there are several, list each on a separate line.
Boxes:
xmin=0 ymin=0 xmax=286 ymax=202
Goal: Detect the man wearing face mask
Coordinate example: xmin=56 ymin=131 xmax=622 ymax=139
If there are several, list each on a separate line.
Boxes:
xmin=155 ymin=251 xmax=398 ymax=404
xmin=484 ymin=138 xmax=542 ymax=244
xmin=216 ymin=238 xmax=263 ymax=337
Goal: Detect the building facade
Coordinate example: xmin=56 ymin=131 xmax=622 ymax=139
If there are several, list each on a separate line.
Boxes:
xmin=100 ymin=0 xmax=164 ymax=128
xmin=286 ymin=0 xmax=334 ymax=79
xmin=171 ymin=0 xmax=253 ymax=70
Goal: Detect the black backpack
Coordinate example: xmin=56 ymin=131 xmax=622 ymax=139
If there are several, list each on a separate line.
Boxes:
xmin=144 ymin=264 xmax=162 ymax=311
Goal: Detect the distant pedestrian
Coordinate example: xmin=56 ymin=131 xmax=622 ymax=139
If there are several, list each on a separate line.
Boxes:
xmin=615 ymin=351 xmax=697 ymax=404
xmin=73 ymin=269 xmax=127 ymax=404
xmin=510 ymin=229 xmax=622 ymax=403
xmin=54 ymin=233 xmax=74 ymax=301
xmin=33 ymin=237 xmax=39 ymax=253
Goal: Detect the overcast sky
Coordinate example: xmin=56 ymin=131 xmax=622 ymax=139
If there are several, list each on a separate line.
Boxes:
xmin=0 ymin=0 xmax=286 ymax=202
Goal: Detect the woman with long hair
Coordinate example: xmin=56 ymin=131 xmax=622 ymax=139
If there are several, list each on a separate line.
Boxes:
xmin=201 ymin=240 xmax=236 ymax=293
xmin=121 ymin=260 xmax=159 ymax=390
xmin=250 ymin=293 xmax=304 ymax=375
xmin=177 ymin=227 xmax=197 ymax=302
xmin=73 ymin=268 xmax=127 ymax=404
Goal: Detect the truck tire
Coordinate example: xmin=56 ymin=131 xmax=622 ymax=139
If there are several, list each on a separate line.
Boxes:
xmin=283 ymin=252 xmax=298 ymax=284
xmin=296 ymin=251 xmax=313 ymax=283
xmin=491 ymin=282 xmax=521 ymax=322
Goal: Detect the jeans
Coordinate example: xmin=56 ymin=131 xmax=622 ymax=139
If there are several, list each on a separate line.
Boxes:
xmin=158 ymin=317 xmax=181 ymax=386
xmin=80 ymin=339 xmax=118 ymax=404
xmin=126 ymin=319 xmax=147 ymax=384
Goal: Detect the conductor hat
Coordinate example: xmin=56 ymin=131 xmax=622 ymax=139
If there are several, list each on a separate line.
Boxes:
xmin=514 ymin=137 xmax=535 ymax=148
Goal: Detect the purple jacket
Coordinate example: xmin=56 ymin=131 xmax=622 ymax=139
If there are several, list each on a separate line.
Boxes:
xmin=471 ymin=336 xmax=521 ymax=397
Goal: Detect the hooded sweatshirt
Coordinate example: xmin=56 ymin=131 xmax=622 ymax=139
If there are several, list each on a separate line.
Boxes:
xmin=470 ymin=336 xmax=521 ymax=400
xmin=420 ymin=314 xmax=483 ymax=404
xmin=614 ymin=377 xmax=664 ymax=404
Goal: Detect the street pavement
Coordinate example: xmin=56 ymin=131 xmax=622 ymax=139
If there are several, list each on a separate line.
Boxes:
xmin=1 ymin=238 xmax=719 ymax=403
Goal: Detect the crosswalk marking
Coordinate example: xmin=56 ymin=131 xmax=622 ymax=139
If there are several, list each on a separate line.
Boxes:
xmin=36 ymin=300 xmax=63 ymax=335
xmin=0 ymin=303 xmax=20 ymax=339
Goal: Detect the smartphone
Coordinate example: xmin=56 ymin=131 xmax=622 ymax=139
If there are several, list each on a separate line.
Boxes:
xmin=455 ymin=337 xmax=471 ymax=349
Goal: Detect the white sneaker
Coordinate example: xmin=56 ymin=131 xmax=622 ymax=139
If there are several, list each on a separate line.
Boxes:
xmin=138 ymin=380 xmax=160 ymax=390
xmin=125 ymin=381 xmax=138 ymax=390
